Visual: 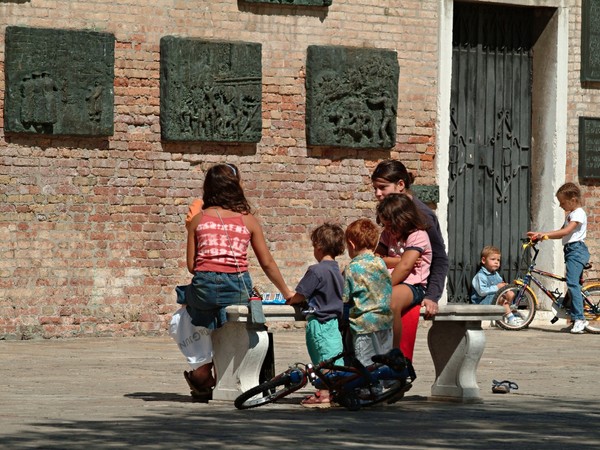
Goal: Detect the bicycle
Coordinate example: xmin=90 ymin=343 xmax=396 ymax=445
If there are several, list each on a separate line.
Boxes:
xmin=493 ymin=237 xmax=600 ymax=332
xmin=234 ymin=349 xmax=416 ymax=411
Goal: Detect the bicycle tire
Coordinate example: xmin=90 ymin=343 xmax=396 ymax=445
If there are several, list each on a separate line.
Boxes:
xmin=334 ymin=361 xmax=417 ymax=409
xmin=493 ymin=283 xmax=536 ymax=331
xmin=234 ymin=370 xmax=304 ymax=410
xmin=582 ymin=283 xmax=600 ymax=334
xmin=333 ymin=391 xmax=362 ymax=411
xmin=332 ymin=379 xmax=413 ymax=410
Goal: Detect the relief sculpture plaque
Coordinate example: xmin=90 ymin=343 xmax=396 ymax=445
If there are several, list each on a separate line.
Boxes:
xmin=306 ymin=45 xmax=399 ymax=148
xmin=579 ymin=117 xmax=600 ymax=181
xmin=581 ymin=0 xmax=600 ymax=82
xmin=4 ymin=26 xmax=114 ymax=136
xmin=160 ymin=37 xmax=262 ymax=143
xmin=242 ymin=0 xmax=332 ymax=5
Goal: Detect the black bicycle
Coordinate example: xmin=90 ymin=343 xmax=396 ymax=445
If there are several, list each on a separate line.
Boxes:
xmin=234 ymin=349 xmax=416 ymax=411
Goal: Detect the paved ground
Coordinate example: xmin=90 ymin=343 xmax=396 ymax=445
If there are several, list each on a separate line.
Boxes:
xmin=1 ymin=318 xmax=599 ymax=450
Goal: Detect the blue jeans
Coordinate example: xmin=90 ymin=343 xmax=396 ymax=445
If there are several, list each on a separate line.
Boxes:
xmin=564 ymin=241 xmax=590 ymax=321
xmin=471 ymin=293 xmax=495 ymax=305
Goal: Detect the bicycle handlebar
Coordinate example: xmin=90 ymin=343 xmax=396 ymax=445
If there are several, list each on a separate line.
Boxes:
xmin=522 ymin=235 xmax=549 ymax=248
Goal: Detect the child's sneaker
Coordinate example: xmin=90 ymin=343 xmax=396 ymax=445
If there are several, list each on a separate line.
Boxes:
xmin=570 ymin=319 xmax=589 ymax=334
xmin=505 ymin=314 xmax=524 ymax=326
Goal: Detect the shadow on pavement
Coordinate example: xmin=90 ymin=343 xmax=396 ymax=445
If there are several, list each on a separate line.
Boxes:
xmin=2 ymin=396 xmax=599 ymax=449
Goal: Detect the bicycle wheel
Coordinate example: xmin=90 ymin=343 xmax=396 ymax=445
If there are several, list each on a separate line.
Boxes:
xmin=234 ymin=369 xmax=305 ymax=410
xmin=334 ymin=361 xmax=417 ymax=409
xmin=494 ymin=284 xmax=536 ymax=331
xmin=582 ymin=283 xmax=600 ymax=334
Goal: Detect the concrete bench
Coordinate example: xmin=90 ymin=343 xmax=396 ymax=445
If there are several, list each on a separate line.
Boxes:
xmin=210 ymin=304 xmax=301 ymax=401
xmin=211 ymin=303 xmax=504 ymax=403
xmin=423 ymin=304 xmax=504 ymax=403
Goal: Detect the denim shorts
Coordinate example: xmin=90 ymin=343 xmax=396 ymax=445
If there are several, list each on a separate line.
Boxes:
xmin=403 ymin=283 xmax=426 ymax=307
xmin=186 ymin=271 xmax=253 ymax=329
xmin=471 ymin=293 xmax=495 ymax=305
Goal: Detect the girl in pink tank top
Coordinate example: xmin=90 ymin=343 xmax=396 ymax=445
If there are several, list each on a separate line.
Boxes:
xmin=172 ymin=163 xmax=294 ymax=399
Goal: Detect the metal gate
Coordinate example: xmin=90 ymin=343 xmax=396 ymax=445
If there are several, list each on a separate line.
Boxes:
xmin=448 ymin=3 xmax=533 ymax=302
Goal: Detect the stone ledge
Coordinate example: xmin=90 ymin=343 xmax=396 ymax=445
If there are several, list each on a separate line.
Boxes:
xmin=424 ymin=304 xmax=505 ymax=322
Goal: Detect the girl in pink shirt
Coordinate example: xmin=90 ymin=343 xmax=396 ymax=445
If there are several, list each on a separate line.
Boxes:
xmin=175 ymin=163 xmax=294 ymax=399
xmin=376 ymin=193 xmax=432 ymax=349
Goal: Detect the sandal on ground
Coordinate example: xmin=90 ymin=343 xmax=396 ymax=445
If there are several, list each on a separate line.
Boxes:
xmin=184 ymin=371 xmax=215 ymax=401
xmin=492 ymin=379 xmax=519 ymax=394
xmin=300 ymin=390 xmax=331 ymax=408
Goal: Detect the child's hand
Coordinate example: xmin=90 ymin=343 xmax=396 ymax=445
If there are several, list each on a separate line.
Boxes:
xmin=286 ymin=292 xmax=304 ymax=305
xmin=527 ymin=232 xmax=551 ymax=243
xmin=497 ymin=282 xmax=506 ymax=289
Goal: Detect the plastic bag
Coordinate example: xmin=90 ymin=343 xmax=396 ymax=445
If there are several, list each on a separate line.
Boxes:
xmin=169 ymin=307 xmax=213 ymax=369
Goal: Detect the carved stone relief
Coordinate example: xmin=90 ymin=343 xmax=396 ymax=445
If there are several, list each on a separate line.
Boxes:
xmin=306 ymin=45 xmax=399 ymax=148
xmin=412 ymin=185 xmax=440 ymax=204
xmin=582 ymin=0 xmax=600 ymax=82
xmin=4 ymin=26 xmax=115 ymax=136
xmin=160 ymin=37 xmax=262 ymax=143
xmin=242 ymin=0 xmax=332 ymax=5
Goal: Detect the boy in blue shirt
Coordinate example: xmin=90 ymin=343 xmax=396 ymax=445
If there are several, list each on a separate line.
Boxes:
xmin=287 ymin=223 xmax=345 ymax=408
xmin=471 ymin=246 xmax=522 ymax=326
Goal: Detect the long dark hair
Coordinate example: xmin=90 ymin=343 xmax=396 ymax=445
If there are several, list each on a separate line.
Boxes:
xmin=371 ymin=159 xmax=415 ymax=190
xmin=202 ymin=163 xmax=252 ymax=214
xmin=376 ymin=193 xmax=428 ymax=241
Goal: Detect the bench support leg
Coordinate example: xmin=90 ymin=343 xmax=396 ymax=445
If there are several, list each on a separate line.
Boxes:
xmin=210 ymin=322 xmax=269 ymax=401
xmin=427 ymin=320 xmax=485 ymax=403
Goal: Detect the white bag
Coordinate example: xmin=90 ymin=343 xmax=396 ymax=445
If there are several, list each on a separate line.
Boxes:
xmin=169 ymin=307 xmax=213 ymax=369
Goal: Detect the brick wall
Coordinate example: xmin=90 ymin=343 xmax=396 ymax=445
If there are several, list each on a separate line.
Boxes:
xmin=0 ymin=0 xmax=439 ymax=338
xmin=568 ymin=0 xmax=600 ymax=269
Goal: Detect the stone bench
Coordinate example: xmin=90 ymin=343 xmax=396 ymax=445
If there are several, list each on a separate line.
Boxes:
xmin=210 ymin=304 xmax=302 ymax=402
xmin=211 ymin=303 xmax=504 ymax=403
xmin=424 ymin=304 xmax=505 ymax=403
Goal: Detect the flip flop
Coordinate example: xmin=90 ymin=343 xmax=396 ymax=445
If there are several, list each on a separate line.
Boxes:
xmin=492 ymin=379 xmax=519 ymax=394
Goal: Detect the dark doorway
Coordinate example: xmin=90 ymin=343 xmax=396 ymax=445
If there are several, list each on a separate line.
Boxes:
xmin=447 ymin=3 xmax=534 ymax=302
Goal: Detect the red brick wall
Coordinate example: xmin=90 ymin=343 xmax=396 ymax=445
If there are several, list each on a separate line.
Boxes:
xmin=568 ymin=0 xmax=600 ymax=269
xmin=0 ymin=0 xmax=439 ymax=338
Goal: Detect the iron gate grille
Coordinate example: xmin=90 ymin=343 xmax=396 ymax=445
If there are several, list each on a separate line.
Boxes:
xmin=448 ymin=3 xmax=533 ymax=303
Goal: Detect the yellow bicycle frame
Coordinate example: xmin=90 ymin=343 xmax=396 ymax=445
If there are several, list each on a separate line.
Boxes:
xmin=513 ymin=279 xmax=540 ymax=307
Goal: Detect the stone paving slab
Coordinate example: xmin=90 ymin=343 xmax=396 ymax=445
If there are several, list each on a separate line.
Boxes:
xmin=0 ymin=322 xmax=599 ymax=449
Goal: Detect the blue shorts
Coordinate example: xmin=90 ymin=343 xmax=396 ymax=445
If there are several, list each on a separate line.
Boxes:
xmin=185 ymin=271 xmax=253 ymax=329
xmin=403 ymin=283 xmax=426 ymax=307
xmin=305 ymin=316 xmax=344 ymax=366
